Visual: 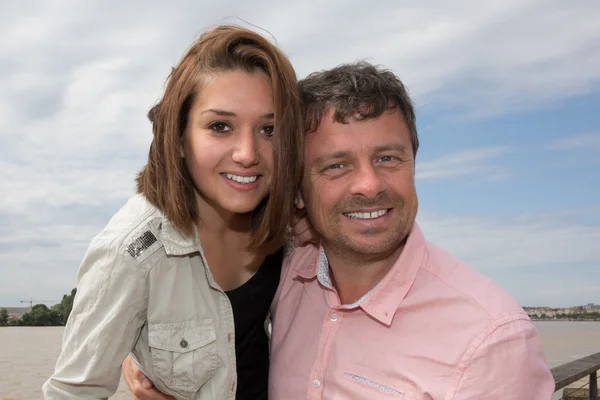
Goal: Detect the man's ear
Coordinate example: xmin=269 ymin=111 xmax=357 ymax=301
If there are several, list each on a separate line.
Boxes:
xmin=295 ymin=190 xmax=306 ymax=210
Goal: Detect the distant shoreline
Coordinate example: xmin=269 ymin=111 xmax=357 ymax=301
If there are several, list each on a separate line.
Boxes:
xmin=531 ymin=319 xmax=600 ymax=322
xmin=0 ymin=325 xmax=65 ymax=328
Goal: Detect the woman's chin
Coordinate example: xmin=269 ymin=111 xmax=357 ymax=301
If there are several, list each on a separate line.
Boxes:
xmin=221 ymin=200 xmax=265 ymax=216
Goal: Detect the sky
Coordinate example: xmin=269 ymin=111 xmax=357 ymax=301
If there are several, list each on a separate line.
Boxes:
xmin=1 ymin=1 xmax=599 ymax=308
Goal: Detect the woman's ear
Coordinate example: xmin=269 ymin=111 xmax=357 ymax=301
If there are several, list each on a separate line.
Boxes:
xmin=180 ymin=135 xmax=185 ymax=158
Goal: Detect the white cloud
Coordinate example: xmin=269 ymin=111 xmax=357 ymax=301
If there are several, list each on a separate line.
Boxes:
xmin=417 ymin=208 xmax=600 ymax=307
xmin=1 ymin=0 xmax=600 ymax=306
xmin=548 ymin=132 xmax=600 ymax=151
xmin=418 ymin=208 xmax=600 ymax=271
xmin=416 ymin=146 xmax=509 ymax=181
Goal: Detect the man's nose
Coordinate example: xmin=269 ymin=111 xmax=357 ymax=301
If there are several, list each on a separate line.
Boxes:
xmin=348 ymin=164 xmax=386 ymax=199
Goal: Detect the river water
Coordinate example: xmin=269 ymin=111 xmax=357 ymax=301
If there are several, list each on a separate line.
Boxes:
xmin=0 ymin=321 xmax=599 ymax=399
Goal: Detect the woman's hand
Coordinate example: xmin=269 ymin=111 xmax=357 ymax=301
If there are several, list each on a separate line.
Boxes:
xmin=122 ymin=355 xmax=175 ymax=400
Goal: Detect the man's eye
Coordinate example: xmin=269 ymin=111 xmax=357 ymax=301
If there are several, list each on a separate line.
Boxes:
xmin=328 ymin=163 xmax=344 ymax=170
xmin=260 ymin=125 xmax=275 ymax=137
xmin=208 ymin=122 xmax=232 ymax=132
xmin=379 ymin=155 xmax=394 ymax=162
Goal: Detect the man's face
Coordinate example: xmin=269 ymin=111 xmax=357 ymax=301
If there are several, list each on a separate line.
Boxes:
xmin=300 ymin=108 xmax=418 ymax=259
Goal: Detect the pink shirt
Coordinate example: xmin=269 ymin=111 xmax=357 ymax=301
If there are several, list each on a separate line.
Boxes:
xmin=269 ymin=224 xmax=555 ymax=399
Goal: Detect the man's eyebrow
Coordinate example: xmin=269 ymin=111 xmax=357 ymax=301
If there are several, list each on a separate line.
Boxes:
xmin=313 ymin=151 xmax=349 ymax=167
xmin=374 ymin=144 xmax=408 ymax=153
xmin=199 ymin=109 xmax=274 ymax=119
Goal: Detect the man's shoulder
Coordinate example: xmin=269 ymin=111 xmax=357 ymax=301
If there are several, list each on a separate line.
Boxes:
xmin=285 ymin=242 xmax=320 ymax=264
xmin=272 ymin=243 xmax=321 ymax=315
xmin=419 ymin=242 xmax=525 ymax=320
xmin=281 ymin=243 xmax=320 ymax=276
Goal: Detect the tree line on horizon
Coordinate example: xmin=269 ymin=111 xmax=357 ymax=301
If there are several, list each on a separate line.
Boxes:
xmin=529 ymin=311 xmax=600 ymax=320
xmin=0 ymin=288 xmax=77 ymax=327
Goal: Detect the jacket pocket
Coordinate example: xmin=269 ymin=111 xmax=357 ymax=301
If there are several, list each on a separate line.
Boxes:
xmin=148 ymin=318 xmax=218 ymax=394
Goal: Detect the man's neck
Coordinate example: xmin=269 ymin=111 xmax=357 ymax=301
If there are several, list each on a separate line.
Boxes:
xmin=323 ymin=243 xmax=405 ymax=305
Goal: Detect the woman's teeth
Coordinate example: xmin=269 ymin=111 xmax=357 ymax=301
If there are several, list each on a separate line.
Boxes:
xmin=224 ymin=174 xmax=258 ymax=184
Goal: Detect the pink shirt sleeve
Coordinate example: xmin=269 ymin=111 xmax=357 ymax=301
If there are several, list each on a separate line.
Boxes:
xmin=448 ymin=316 xmax=555 ymax=400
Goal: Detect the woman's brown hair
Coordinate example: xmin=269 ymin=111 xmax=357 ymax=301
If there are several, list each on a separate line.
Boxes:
xmin=137 ymin=25 xmax=303 ymax=254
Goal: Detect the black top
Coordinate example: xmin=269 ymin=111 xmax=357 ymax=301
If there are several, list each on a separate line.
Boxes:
xmin=225 ymin=248 xmax=283 ymax=400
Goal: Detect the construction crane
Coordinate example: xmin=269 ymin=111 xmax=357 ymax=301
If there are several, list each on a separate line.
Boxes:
xmin=19 ymin=298 xmax=59 ymax=310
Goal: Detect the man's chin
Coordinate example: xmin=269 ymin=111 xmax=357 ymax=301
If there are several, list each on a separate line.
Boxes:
xmin=329 ymin=235 xmax=402 ymax=257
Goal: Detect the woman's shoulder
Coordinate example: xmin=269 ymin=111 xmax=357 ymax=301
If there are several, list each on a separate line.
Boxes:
xmin=90 ymin=194 xmax=165 ymax=260
xmin=75 ymin=195 xmax=167 ymax=287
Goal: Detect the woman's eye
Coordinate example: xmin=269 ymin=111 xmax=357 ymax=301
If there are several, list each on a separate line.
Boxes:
xmin=209 ymin=122 xmax=232 ymax=132
xmin=260 ymin=125 xmax=275 ymax=137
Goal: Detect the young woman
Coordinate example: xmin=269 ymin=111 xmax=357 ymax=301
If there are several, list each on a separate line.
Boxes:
xmin=43 ymin=25 xmax=303 ymax=400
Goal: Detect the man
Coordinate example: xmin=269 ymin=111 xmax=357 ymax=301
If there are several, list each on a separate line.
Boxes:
xmin=125 ymin=62 xmax=555 ymax=399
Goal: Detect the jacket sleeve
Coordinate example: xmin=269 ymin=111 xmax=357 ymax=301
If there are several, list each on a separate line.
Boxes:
xmin=449 ymin=315 xmax=555 ymax=400
xmin=43 ymin=235 xmax=149 ymax=399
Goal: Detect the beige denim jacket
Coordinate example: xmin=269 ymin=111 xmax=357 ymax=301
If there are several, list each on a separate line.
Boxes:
xmin=43 ymin=194 xmax=239 ymax=399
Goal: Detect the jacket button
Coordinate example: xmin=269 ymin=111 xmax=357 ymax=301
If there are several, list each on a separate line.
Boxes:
xmin=180 ymin=339 xmax=188 ymax=348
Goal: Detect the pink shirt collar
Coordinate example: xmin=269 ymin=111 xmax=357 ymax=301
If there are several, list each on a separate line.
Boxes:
xmin=292 ymin=223 xmax=427 ymax=325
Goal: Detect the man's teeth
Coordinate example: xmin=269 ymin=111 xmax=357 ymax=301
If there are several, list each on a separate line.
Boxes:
xmin=225 ymin=174 xmax=258 ymax=184
xmin=344 ymin=209 xmax=389 ymax=219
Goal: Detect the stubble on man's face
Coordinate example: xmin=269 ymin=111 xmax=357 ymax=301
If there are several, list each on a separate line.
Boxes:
xmin=301 ymin=109 xmax=419 ymax=262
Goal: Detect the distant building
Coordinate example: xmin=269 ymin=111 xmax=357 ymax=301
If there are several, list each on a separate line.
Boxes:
xmin=0 ymin=307 xmax=29 ymax=319
xmin=524 ymin=303 xmax=600 ymax=320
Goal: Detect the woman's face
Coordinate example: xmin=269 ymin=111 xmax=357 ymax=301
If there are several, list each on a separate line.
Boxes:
xmin=182 ymin=69 xmax=275 ymax=217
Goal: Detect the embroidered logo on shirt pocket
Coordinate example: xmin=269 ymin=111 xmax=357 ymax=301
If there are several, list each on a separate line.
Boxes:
xmin=345 ymin=372 xmax=404 ymax=397
xmin=149 ymin=318 xmax=218 ymax=394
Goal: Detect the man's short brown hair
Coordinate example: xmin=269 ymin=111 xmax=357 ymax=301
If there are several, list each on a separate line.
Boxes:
xmin=300 ymin=61 xmax=418 ymax=157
